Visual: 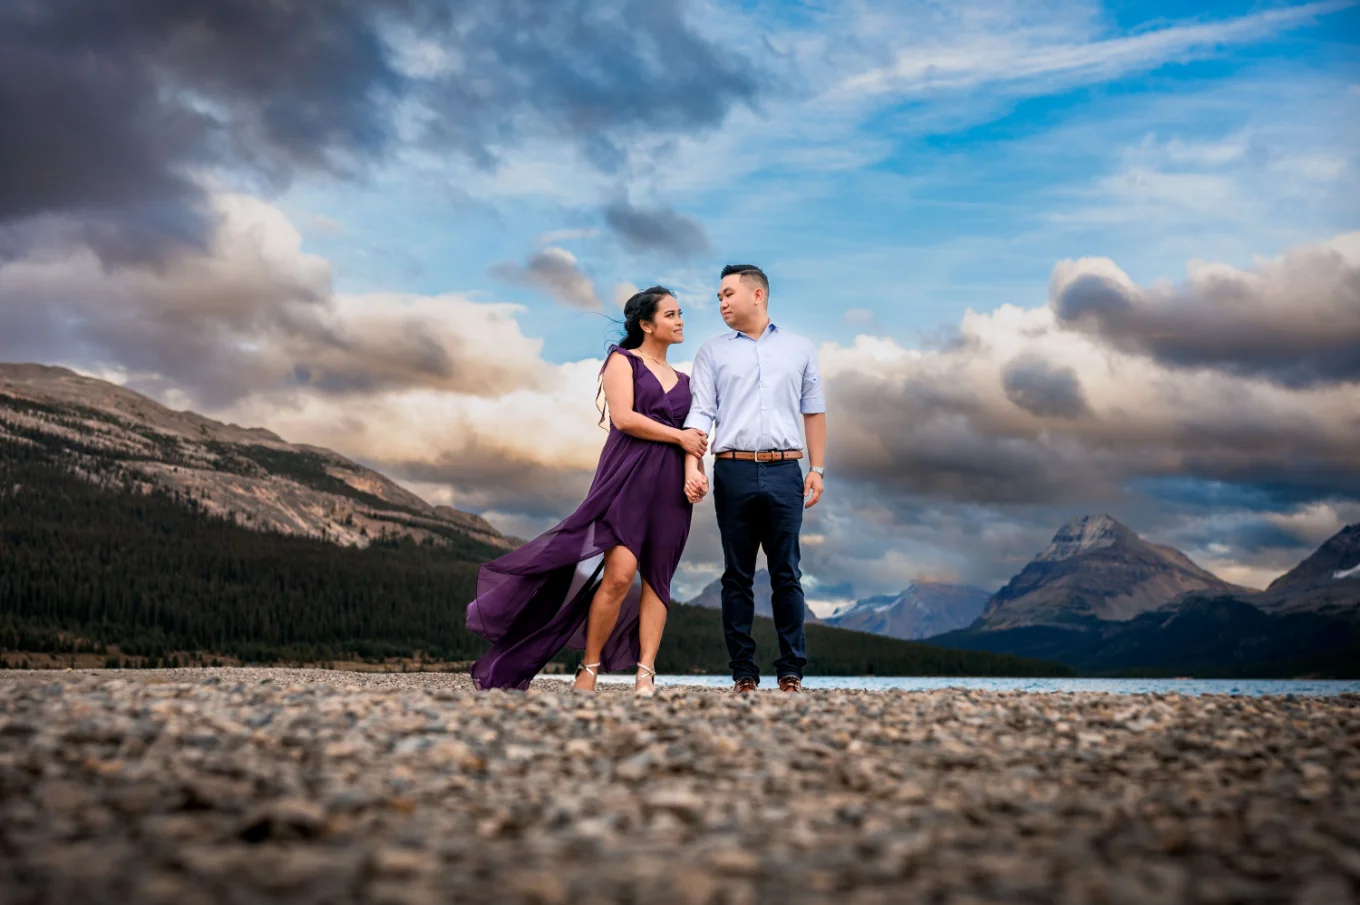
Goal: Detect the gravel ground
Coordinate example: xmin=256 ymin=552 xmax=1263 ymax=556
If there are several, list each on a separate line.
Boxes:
xmin=1 ymin=668 xmax=1357 ymax=905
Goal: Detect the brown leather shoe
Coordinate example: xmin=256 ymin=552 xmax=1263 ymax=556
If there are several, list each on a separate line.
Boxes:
xmin=733 ymin=677 xmax=758 ymax=694
xmin=778 ymin=676 xmax=802 ymax=693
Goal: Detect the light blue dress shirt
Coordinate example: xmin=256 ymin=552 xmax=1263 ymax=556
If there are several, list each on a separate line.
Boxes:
xmin=683 ymin=323 xmax=826 ymax=454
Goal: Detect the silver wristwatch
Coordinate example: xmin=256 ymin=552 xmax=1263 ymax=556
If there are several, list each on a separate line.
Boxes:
xmin=810 ymin=466 xmax=825 ymax=476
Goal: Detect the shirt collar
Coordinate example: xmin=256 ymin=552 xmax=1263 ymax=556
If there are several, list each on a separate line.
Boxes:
xmin=729 ymin=321 xmax=778 ymax=340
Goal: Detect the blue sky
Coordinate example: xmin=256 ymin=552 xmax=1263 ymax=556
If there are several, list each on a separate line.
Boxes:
xmin=281 ymin=0 xmax=1359 ymax=362
xmin=2 ymin=0 xmax=1357 ymax=604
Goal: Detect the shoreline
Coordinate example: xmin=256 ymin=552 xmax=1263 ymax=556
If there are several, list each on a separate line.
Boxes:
xmin=2 ymin=668 xmax=1357 ymax=903
xmin=2 ymin=666 xmax=1358 ymax=696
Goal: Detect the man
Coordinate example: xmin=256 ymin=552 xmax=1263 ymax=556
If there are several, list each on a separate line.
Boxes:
xmin=683 ymin=264 xmax=827 ymax=693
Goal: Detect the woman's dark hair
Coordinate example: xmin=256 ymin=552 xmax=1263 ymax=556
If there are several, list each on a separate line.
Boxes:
xmin=598 ymin=285 xmax=675 ymax=427
xmin=618 ymin=285 xmax=675 ymax=349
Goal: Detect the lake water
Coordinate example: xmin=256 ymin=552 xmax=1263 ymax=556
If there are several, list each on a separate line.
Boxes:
xmin=554 ymin=675 xmax=1360 ymax=696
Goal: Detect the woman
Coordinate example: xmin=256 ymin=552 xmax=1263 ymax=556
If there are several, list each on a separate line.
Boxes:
xmin=466 ymin=286 xmax=707 ymax=694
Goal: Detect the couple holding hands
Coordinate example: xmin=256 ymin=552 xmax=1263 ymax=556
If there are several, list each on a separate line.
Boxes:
xmin=468 ymin=264 xmax=827 ymax=695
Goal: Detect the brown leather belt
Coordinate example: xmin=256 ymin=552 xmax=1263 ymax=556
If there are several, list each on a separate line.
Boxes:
xmin=715 ymin=450 xmax=803 ymax=462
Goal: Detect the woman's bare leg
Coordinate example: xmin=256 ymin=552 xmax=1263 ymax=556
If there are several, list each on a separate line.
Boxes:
xmin=573 ymin=546 xmax=639 ymax=691
xmin=635 ymin=581 xmax=667 ymax=694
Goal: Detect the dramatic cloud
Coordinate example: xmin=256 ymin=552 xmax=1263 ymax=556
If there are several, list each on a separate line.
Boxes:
xmin=823 ymin=302 xmax=1360 ymax=509
xmin=3 ymin=1 xmax=1353 ymax=603
xmin=1050 ymin=232 xmax=1360 ymax=388
xmin=602 ymin=200 xmax=710 ymax=258
xmin=784 ymin=232 xmax=1360 ymax=593
xmin=0 ymin=0 xmax=760 ymax=263
xmin=490 ymin=247 xmax=603 ymax=311
xmin=1001 ymin=355 xmax=1092 ymax=419
xmin=0 ymin=195 xmax=551 ymax=406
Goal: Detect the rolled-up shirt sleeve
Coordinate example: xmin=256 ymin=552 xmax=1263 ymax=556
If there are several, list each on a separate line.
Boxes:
xmin=684 ymin=344 xmax=718 ymax=434
xmin=800 ymin=344 xmax=826 ymax=415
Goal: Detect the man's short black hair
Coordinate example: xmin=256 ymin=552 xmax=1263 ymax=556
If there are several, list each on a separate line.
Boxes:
xmin=721 ymin=264 xmax=769 ymax=297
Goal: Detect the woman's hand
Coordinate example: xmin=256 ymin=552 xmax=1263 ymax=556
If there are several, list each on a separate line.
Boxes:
xmin=677 ymin=428 xmax=708 ymax=458
xmin=685 ymin=472 xmax=709 ymax=504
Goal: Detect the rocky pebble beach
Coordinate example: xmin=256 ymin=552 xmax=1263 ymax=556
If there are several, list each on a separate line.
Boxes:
xmin=0 ymin=668 xmax=1357 ymax=905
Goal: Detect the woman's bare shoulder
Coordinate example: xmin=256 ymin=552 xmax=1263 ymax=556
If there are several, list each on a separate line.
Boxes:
xmin=603 ymin=348 xmax=637 ymax=374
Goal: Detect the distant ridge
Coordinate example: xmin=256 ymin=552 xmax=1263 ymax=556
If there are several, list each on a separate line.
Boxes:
xmin=824 ymin=582 xmax=990 ymax=640
xmin=929 ymin=519 xmax=1360 ymax=678
xmin=0 ymin=362 xmax=509 ymax=550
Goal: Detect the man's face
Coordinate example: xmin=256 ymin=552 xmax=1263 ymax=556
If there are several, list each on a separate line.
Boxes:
xmin=718 ymin=274 xmax=762 ymax=329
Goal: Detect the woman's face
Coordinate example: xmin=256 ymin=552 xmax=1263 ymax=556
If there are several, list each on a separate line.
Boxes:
xmin=645 ymin=295 xmax=685 ymax=345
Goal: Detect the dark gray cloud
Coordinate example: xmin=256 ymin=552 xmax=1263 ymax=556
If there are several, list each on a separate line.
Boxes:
xmin=420 ymin=3 xmax=761 ymax=172
xmin=0 ymin=0 xmax=409 ymax=262
xmin=490 ymin=247 xmax=602 ymax=310
xmin=602 ymin=200 xmax=711 ymax=258
xmin=1001 ymin=355 xmax=1091 ymax=418
xmin=0 ymin=0 xmax=760 ymax=264
xmin=1050 ymin=235 xmax=1360 ymax=388
xmin=829 ymin=358 xmax=1359 ymax=511
xmin=386 ymin=445 xmax=597 ymax=520
xmin=825 ymin=370 xmax=1115 ymax=505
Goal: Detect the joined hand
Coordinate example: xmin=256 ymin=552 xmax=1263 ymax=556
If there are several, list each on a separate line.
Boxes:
xmin=684 ymin=471 xmax=709 ymax=504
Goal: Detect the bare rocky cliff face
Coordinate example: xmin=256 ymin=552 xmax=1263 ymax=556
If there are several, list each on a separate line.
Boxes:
xmin=0 ymin=363 xmax=510 ymax=551
xmin=975 ymin=514 xmax=1247 ymax=630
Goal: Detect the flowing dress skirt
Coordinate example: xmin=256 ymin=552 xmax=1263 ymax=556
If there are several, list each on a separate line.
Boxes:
xmin=467 ymin=349 xmax=693 ymax=689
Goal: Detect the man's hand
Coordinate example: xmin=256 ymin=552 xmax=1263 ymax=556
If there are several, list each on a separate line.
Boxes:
xmin=678 ymin=429 xmax=708 ymax=458
xmin=803 ymin=470 xmax=823 ymax=509
xmin=684 ymin=472 xmax=709 ymax=504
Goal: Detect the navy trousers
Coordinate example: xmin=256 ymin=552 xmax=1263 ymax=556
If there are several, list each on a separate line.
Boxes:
xmin=713 ymin=458 xmax=808 ymax=682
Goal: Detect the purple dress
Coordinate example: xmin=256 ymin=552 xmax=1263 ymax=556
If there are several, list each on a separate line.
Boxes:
xmin=467 ymin=346 xmax=694 ymax=690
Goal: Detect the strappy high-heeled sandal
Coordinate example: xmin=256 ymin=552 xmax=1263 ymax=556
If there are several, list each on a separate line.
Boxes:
xmin=634 ymin=663 xmax=657 ymax=698
xmin=573 ymin=661 xmax=601 ymax=692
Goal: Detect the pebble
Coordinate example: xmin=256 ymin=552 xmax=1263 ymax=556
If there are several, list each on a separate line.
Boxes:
xmin=0 ymin=667 xmax=1356 ymax=904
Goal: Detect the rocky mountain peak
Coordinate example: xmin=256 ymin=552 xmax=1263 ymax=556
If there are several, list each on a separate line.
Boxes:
xmin=1036 ymin=514 xmax=1134 ymax=562
xmin=1265 ymin=523 xmax=1360 ymax=591
xmin=976 ymin=515 xmax=1243 ymax=629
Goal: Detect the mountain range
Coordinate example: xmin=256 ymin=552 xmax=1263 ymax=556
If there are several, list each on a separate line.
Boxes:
xmin=685 ymin=574 xmax=991 ymax=641
xmin=5 ymin=361 xmax=1355 ymax=676
xmin=0 ymin=362 xmax=1070 ymax=678
xmin=822 ymin=582 xmax=991 ymax=639
xmin=680 ymin=509 xmax=1359 ymax=676
xmin=928 ymin=515 xmax=1360 ymax=677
